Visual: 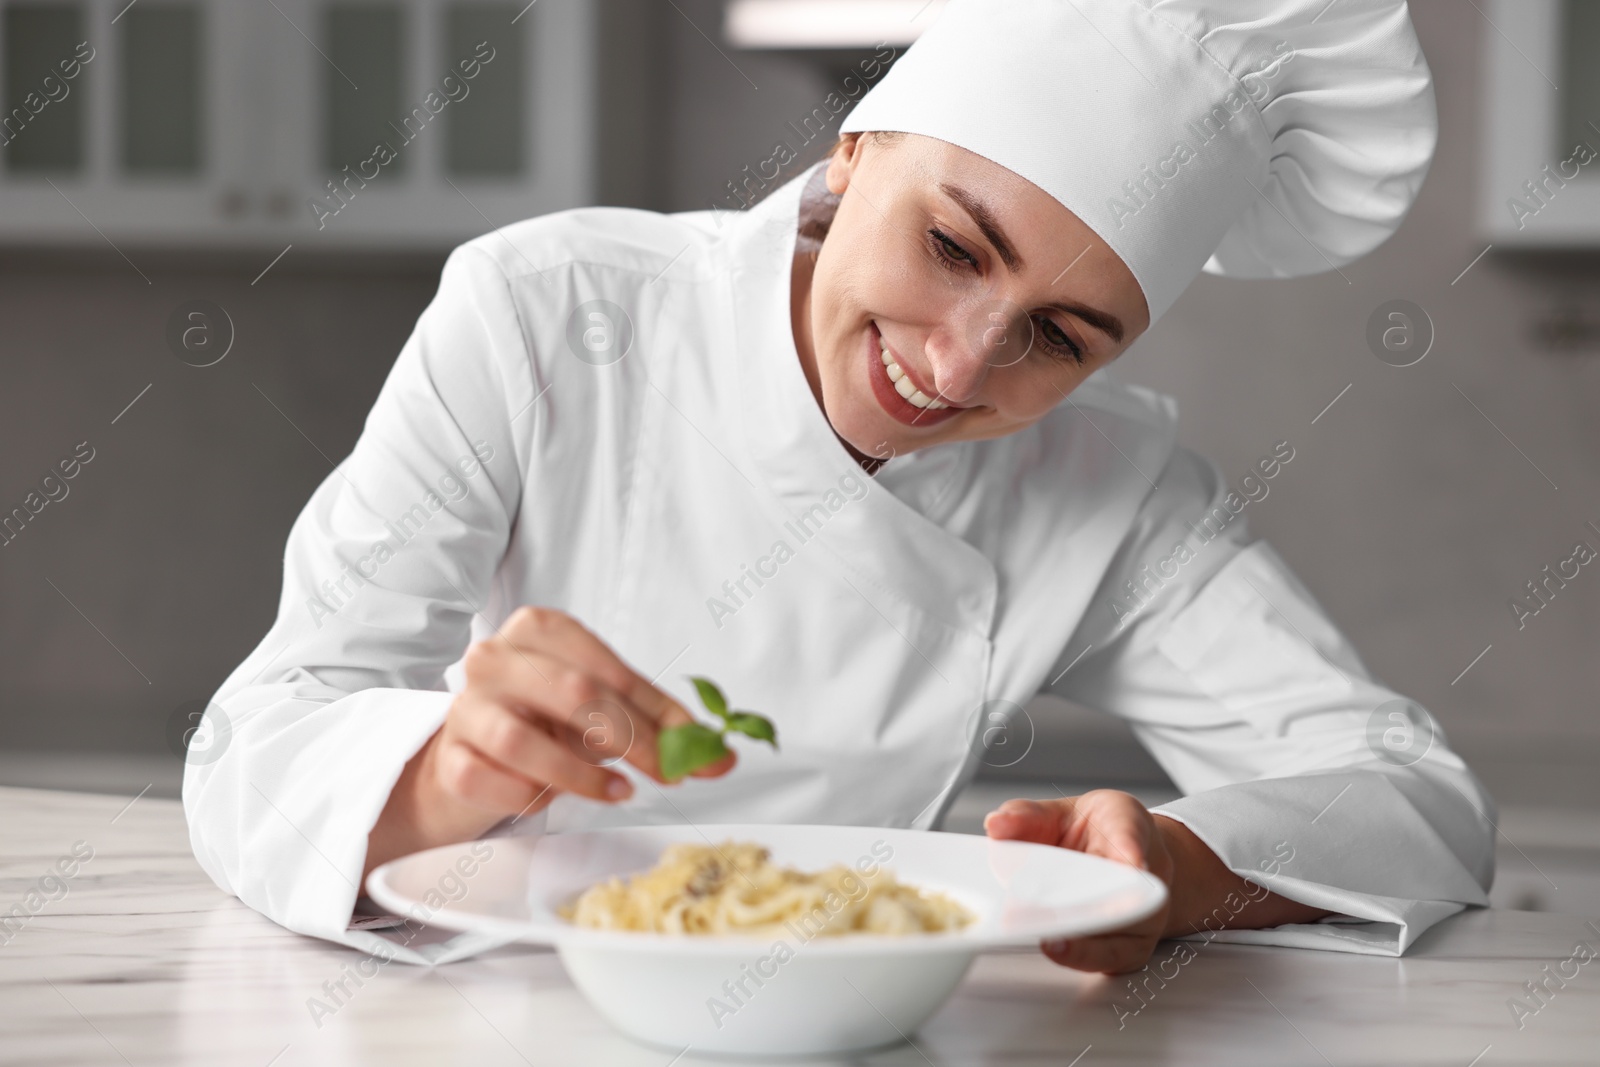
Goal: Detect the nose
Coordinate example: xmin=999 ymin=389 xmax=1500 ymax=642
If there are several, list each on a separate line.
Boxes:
xmin=922 ymin=328 xmax=987 ymax=405
xmin=925 ymin=303 xmax=1029 ymax=404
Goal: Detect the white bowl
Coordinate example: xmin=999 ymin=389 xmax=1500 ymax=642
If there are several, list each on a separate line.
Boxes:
xmin=368 ymin=824 xmax=1166 ymax=1057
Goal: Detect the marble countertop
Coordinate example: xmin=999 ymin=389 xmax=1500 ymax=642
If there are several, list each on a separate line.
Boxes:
xmin=3 ymin=784 xmax=1598 ymax=1066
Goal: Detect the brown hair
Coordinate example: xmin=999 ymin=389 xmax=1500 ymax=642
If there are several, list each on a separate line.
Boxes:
xmin=823 ymin=130 xmax=905 ymax=160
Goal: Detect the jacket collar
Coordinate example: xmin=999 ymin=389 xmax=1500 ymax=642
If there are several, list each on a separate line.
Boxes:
xmin=718 ymin=166 xmax=998 ymax=639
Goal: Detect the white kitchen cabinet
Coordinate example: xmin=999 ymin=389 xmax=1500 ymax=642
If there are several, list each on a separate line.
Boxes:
xmin=1478 ymin=0 xmax=1600 ymax=245
xmin=0 ymin=0 xmax=599 ymax=248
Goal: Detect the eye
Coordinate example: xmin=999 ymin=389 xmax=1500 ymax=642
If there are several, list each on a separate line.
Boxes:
xmin=927 ymin=226 xmax=1086 ymax=367
xmin=927 ymin=227 xmax=978 ymax=271
xmin=1034 ymin=315 xmax=1086 ymax=367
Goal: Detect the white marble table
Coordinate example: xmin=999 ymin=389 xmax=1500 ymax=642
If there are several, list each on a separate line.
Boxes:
xmin=3 ymin=784 xmax=1598 ymax=1066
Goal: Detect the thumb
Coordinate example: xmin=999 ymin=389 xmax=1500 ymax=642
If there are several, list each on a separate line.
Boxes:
xmin=983 ymin=797 xmax=1070 ymax=846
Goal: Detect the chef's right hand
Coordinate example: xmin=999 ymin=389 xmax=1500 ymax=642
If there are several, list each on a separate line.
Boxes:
xmin=363 ymin=607 xmax=734 ymax=881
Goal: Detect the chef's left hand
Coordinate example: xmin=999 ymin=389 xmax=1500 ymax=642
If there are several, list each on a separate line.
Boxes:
xmin=984 ymin=790 xmax=1178 ymax=974
xmin=986 ymin=790 xmax=1336 ymax=974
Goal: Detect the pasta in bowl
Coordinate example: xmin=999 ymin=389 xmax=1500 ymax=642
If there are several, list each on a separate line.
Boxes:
xmin=560 ymin=840 xmax=975 ymax=937
xmin=368 ymin=824 xmax=1166 ymax=1057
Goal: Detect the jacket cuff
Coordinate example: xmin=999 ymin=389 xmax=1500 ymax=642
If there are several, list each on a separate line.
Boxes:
xmin=1151 ymin=771 xmax=1489 ymax=956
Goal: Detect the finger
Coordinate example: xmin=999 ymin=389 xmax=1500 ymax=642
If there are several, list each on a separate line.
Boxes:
xmin=469 ymin=642 xmax=665 ymax=781
xmin=690 ymin=747 xmax=738 ymax=778
xmin=616 ymin=670 xmax=698 ymax=731
xmin=1041 ymin=930 xmax=1161 ymax=975
xmin=486 ymin=613 xmax=743 ymax=781
xmin=986 ymin=794 xmax=1155 ymax=874
xmin=501 ymin=607 xmax=692 ymax=727
xmin=454 ymin=697 xmax=634 ymax=803
xmin=433 ymin=730 xmax=558 ymax=816
xmin=473 ymin=644 xmax=738 ymax=785
xmin=559 ymin=687 xmax=662 ymax=779
xmin=983 ymin=797 xmax=1069 ymax=845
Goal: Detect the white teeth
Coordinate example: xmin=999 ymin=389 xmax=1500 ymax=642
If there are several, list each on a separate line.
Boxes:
xmin=876 ymin=330 xmax=951 ymax=411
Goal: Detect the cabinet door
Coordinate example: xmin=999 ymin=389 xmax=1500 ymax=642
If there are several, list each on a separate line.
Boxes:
xmin=1478 ymin=0 xmax=1600 ymax=244
xmin=0 ymin=0 xmax=254 ymax=243
xmin=252 ymin=0 xmax=598 ymax=247
xmin=0 ymin=0 xmax=597 ymax=247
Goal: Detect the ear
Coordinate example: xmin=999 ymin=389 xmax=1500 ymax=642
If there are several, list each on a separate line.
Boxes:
xmin=824 ymin=132 xmax=867 ymax=196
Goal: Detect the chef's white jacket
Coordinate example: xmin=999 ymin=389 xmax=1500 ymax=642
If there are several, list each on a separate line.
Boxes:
xmin=183 ymin=164 xmax=1494 ymax=965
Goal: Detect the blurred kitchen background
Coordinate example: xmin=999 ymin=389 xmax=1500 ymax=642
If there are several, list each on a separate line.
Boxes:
xmin=1 ymin=1 xmax=1597 ymax=913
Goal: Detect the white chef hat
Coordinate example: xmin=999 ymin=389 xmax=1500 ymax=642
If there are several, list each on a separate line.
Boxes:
xmin=838 ymin=0 xmax=1437 ymax=323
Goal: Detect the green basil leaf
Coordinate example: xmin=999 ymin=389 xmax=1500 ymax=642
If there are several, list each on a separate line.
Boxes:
xmin=724 ymin=712 xmax=777 ymax=747
xmin=658 ymin=722 xmax=729 ymax=781
xmin=689 ymin=676 xmax=730 ymax=722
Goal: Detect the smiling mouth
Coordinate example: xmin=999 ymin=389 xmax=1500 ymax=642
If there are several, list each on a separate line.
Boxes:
xmin=867 ymin=322 xmax=966 ymax=428
xmin=878 ymin=335 xmax=949 ymax=410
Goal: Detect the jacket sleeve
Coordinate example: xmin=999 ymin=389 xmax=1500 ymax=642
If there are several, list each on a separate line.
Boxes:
xmin=1047 ymin=443 xmax=1495 ymax=955
xmin=182 ymin=244 xmax=538 ymax=963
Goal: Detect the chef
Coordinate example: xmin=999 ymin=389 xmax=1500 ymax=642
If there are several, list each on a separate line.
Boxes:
xmin=185 ymin=0 xmax=1494 ymax=971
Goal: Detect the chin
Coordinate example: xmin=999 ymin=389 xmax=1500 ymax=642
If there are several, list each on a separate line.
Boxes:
xmin=823 ymin=400 xmax=892 ymax=458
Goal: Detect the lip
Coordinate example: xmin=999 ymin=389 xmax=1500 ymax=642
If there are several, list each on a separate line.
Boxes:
xmin=866 ymin=322 xmax=965 ymax=429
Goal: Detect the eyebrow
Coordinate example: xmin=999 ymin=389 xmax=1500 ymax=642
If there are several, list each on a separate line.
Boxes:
xmin=1046 ymin=299 xmax=1125 ymax=345
xmin=938 ymin=181 xmax=1126 ymax=346
xmin=939 ymin=181 xmax=1024 ymax=273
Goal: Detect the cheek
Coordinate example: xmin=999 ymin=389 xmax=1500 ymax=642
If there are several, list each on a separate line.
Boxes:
xmin=810 ymin=272 xmax=883 ymax=386
xmin=990 ymin=362 xmax=1078 ymax=423
xmin=816 ymin=216 xmax=936 ymax=333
